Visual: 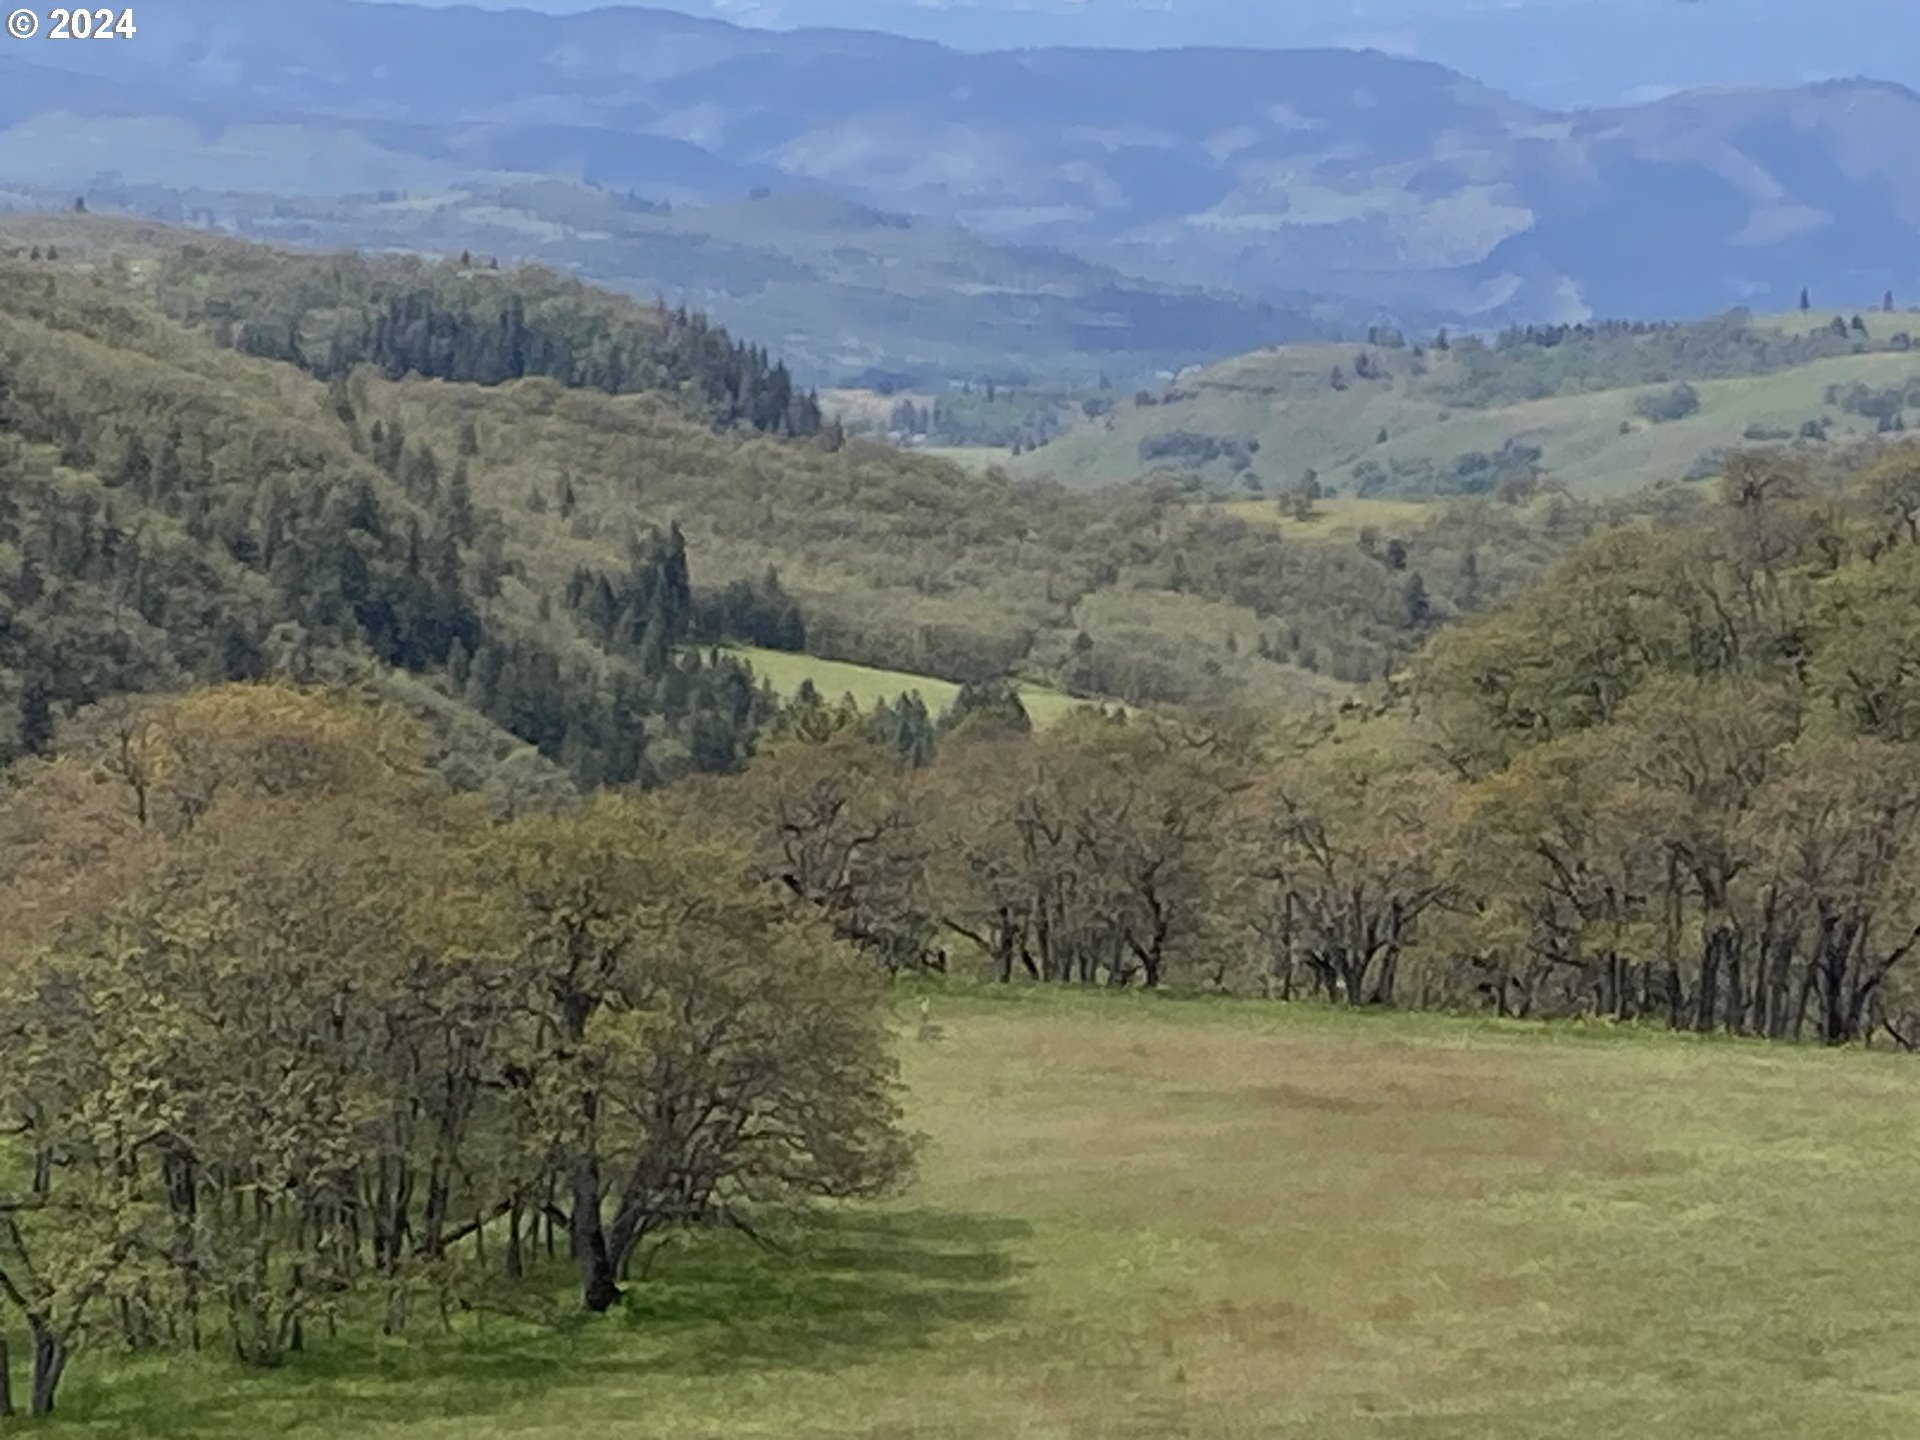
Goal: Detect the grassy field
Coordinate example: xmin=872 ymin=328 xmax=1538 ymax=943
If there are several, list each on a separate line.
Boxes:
xmin=720 ymin=644 xmax=1096 ymax=727
xmin=912 ymin=445 xmax=1016 ymax=475
xmin=1214 ymin=494 xmax=1435 ymax=540
xmin=46 ymin=987 xmax=1920 ymax=1439
xmin=1018 ymin=315 xmax=1920 ymax=499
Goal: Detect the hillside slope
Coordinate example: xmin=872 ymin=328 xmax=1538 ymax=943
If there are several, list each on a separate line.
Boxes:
xmin=1015 ymin=309 xmax=1920 ymax=497
xmin=20 ymin=182 xmax=1346 ymax=388
xmin=0 ymin=218 xmax=1575 ymax=774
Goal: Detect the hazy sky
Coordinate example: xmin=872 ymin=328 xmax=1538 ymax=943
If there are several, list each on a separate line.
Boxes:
xmin=396 ymin=0 xmax=1917 ymax=105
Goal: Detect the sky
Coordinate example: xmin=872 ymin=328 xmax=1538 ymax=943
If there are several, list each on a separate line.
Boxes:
xmin=396 ymin=0 xmax=1918 ymax=106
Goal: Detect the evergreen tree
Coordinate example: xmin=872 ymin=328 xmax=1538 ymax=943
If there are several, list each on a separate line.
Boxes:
xmin=16 ymin=677 xmax=54 ymax=755
xmin=1402 ymin=572 xmax=1432 ymax=627
xmin=442 ymin=460 xmax=476 ymax=544
xmin=940 ymin=679 xmax=1031 ymax=737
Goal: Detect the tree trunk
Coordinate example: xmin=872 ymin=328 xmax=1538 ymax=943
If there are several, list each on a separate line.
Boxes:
xmin=578 ymin=1244 xmax=621 ymax=1313
xmin=992 ymin=909 xmax=1016 ymax=984
xmin=1276 ymin=892 xmax=1297 ymax=1000
xmin=1792 ymin=964 xmax=1815 ymax=1040
xmin=0 ymin=1330 xmax=13 ymax=1418
xmin=570 ymin=1163 xmax=621 ymax=1313
xmin=1695 ymin=923 xmax=1731 ymax=1033
xmin=28 ymin=1324 xmax=63 ymax=1418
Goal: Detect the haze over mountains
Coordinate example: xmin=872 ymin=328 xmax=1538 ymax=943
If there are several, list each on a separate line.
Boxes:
xmin=4 ymin=0 xmax=1919 ymax=382
xmin=411 ymin=0 xmax=1919 ymax=108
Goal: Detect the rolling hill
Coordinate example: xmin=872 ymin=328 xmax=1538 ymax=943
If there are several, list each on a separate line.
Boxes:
xmin=3 ymin=214 xmax=1556 ymax=776
xmin=4 ymin=1 xmax=1920 ymax=377
xmin=1010 ymin=308 xmax=1920 ymax=498
xmin=8 ymin=179 xmax=1344 ymax=388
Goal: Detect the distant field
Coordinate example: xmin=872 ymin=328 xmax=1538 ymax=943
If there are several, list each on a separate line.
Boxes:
xmin=1017 ymin=313 xmax=1920 ymax=498
xmin=1215 ymin=493 xmax=1434 ymax=539
xmin=57 ymin=987 xmax=1920 ymax=1439
xmin=819 ymin=387 xmax=907 ymax=428
xmin=912 ymin=444 xmax=1015 ymax=474
xmin=721 ymin=644 xmax=1094 ymax=727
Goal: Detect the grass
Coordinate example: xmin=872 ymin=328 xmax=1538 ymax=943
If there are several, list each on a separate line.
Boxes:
xmin=1018 ymin=318 xmax=1920 ymax=499
xmin=719 ymin=644 xmax=1097 ymax=727
xmin=1215 ymin=494 xmax=1434 ymax=539
xmin=912 ymin=445 xmax=1015 ymax=474
xmin=40 ymin=985 xmax=1920 ymax=1438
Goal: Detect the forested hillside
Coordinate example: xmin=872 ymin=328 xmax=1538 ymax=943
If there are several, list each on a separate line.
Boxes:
xmin=0 ymin=237 xmax=805 ymax=800
xmin=0 ymin=218 xmax=1604 ymax=782
xmin=8 ymin=183 xmax=1349 ymax=389
xmin=657 ymin=440 xmax=1920 ymax=1047
xmin=24 ymin=219 xmax=1920 ymax=1052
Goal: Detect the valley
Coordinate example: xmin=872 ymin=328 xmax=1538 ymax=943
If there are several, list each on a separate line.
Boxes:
xmin=3 ymin=5 xmax=1920 ymax=1433
xmin=7 ymin=2 xmax=1920 ymax=382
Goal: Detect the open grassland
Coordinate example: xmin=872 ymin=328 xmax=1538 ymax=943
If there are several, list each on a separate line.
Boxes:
xmin=49 ymin=990 xmax=1920 ymax=1439
xmin=911 ymin=444 xmax=1016 ymax=474
xmin=1020 ymin=316 xmax=1920 ymax=499
xmin=720 ymin=644 xmax=1095 ymax=727
xmin=1214 ymin=494 xmax=1436 ymax=540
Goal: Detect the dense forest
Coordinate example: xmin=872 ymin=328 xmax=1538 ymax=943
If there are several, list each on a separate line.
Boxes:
xmin=0 ymin=253 xmax=784 ymax=795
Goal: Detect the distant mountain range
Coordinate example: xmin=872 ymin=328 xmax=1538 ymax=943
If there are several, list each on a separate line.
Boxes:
xmin=405 ymin=0 xmax=1920 ymax=110
xmin=1 ymin=178 xmax=1355 ymax=385
xmin=4 ymin=0 xmax=1919 ymax=382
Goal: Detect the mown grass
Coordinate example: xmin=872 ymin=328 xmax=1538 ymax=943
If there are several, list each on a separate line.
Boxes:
xmin=37 ymin=985 xmax=1920 ymax=1438
xmin=720 ymin=644 xmax=1096 ymax=728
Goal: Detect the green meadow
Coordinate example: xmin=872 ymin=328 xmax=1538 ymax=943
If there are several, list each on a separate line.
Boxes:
xmin=46 ymin=988 xmax=1920 ymax=1440
xmin=721 ymin=645 xmax=1096 ymax=728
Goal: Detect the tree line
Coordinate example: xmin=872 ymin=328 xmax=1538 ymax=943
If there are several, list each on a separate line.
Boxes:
xmin=148 ymin=242 xmax=824 ymax=438
xmin=1443 ymin=307 xmax=1911 ymax=408
xmin=656 ymin=446 xmax=1920 ymax=1048
xmin=0 ymin=686 xmax=911 ymax=1417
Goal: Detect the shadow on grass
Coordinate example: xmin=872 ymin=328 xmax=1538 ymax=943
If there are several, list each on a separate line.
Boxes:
xmin=55 ymin=1208 xmax=1030 ymax=1439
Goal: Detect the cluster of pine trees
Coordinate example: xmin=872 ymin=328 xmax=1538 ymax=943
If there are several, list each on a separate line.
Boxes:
xmin=151 ymin=243 xmax=823 ymax=437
